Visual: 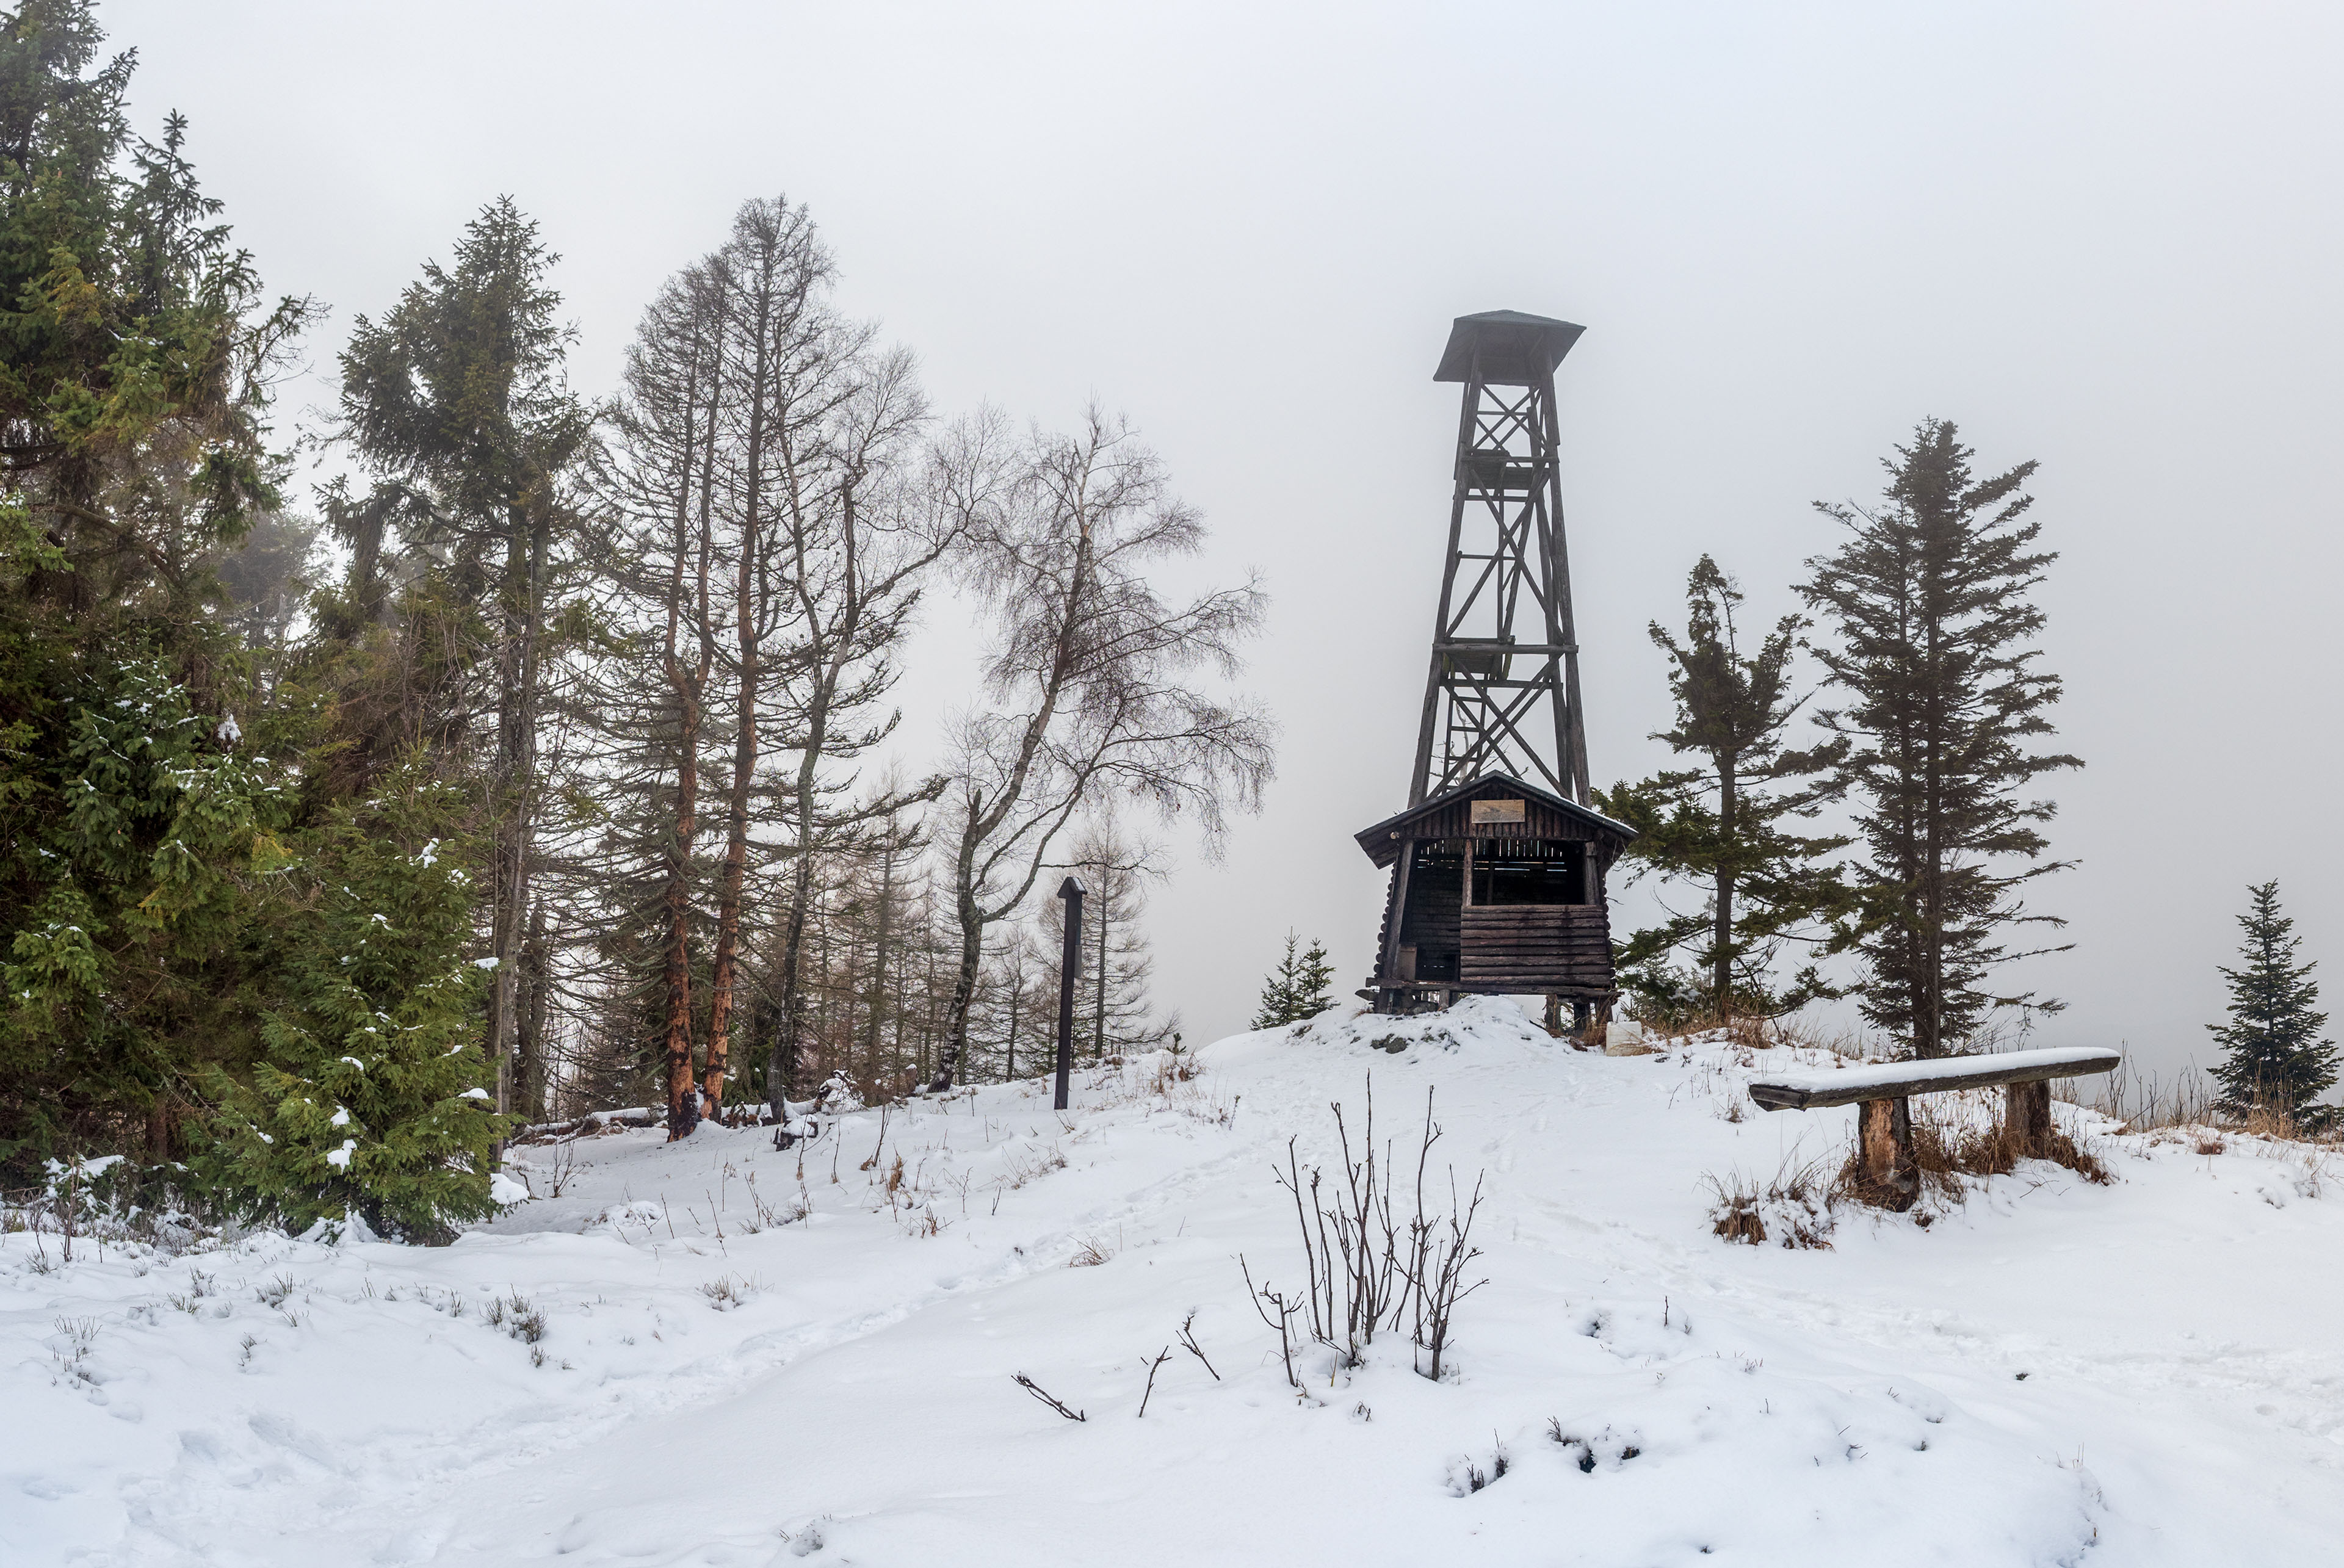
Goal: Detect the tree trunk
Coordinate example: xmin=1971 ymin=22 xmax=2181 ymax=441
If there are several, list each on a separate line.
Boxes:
xmin=490 ymin=501 xmax=545 ymax=1130
xmin=516 ymin=898 xmax=550 ymax=1121
xmin=662 ymin=309 xmax=720 ymax=1133
xmin=1713 ymin=759 xmax=1736 ymax=1022
xmin=702 ymin=651 xmax=755 ymax=1118
xmin=698 ymin=279 xmax=773 ymax=1129
xmin=1093 ymin=883 xmax=1108 ymax=1060
xmin=765 ymin=847 xmax=816 ymax=1122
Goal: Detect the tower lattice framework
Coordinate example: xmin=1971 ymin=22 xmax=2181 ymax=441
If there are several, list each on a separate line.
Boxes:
xmin=1408 ymin=310 xmax=1590 ymax=807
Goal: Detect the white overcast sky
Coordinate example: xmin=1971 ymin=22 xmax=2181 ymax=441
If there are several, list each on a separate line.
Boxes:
xmin=109 ymin=1 xmax=2344 ymax=1080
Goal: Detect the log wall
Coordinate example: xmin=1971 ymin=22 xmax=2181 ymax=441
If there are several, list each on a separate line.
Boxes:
xmin=1456 ymin=904 xmax=1613 ymax=993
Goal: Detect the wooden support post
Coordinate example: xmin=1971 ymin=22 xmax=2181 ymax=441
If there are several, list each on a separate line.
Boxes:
xmin=1856 ymin=1097 xmax=1919 ymax=1212
xmin=2006 ymin=1078 xmax=2052 ymax=1157
xmin=1374 ymin=841 xmax=1417 ymax=1014
xmin=1572 ymin=999 xmax=1592 ymax=1048
xmin=1543 ymin=994 xmax=1562 ymax=1036
xmin=1053 ymin=877 xmax=1083 ymax=1112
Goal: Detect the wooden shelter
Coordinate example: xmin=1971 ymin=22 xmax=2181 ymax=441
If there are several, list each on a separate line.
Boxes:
xmin=1358 ymin=773 xmax=1634 ymax=1019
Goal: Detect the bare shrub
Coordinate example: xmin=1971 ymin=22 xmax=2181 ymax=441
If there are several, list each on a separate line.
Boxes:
xmin=1453 ymin=1445 xmax=1509 ymax=1495
xmin=1548 ymin=1421 xmax=1644 ymax=1473
xmin=1247 ymin=1077 xmax=1486 ymax=1382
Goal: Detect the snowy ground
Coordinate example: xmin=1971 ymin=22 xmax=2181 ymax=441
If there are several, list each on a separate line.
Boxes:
xmin=8 ymin=999 xmax=2344 ymax=1566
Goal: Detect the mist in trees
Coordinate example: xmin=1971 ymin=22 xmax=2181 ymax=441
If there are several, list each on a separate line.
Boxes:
xmin=1607 ymin=425 xmax=2091 ymax=1065
xmin=0 ymin=0 xmax=1264 ymax=1223
xmin=923 ymin=408 xmax=1274 ymax=1092
xmin=1802 ymin=419 xmax=2081 ymax=1057
xmin=1597 ymin=555 xmax=1847 ymax=1027
xmin=335 ymin=197 xmax=591 ymax=1122
xmin=1252 ymin=932 xmax=1336 ymax=1030
xmin=2207 ymin=882 xmax=2337 ymax=1125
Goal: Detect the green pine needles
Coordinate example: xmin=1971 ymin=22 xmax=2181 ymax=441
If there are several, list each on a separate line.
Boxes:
xmin=1598 ymin=555 xmax=1848 ymax=1025
xmin=200 ymin=767 xmax=509 ymax=1241
xmin=1803 ymin=420 xmax=2081 ymax=1056
xmin=2207 ymin=881 xmax=2337 ymax=1127
xmin=1253 ymin=931 xmax=1335 ymax=1030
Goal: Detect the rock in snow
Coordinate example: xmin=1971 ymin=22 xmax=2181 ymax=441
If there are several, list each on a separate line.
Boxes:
xmin=5 ymin=997 xmax=2342 ymax=1565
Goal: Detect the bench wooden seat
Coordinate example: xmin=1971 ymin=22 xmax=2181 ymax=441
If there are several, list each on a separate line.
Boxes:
xmin=1745 ymin=1047 xmax=2121 ymax=1210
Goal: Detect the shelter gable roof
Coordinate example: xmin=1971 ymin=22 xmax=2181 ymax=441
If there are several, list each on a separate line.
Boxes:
xmin=1352 ymin=772 xmax=1635 ymax=866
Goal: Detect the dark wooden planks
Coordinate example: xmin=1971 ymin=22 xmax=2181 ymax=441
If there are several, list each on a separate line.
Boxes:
xmin=1458 ymin=904 xmax=1612 ymax=988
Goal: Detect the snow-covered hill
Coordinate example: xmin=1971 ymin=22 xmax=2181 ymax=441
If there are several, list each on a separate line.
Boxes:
xmin=9 ymin=1000 xmax=2343 ymax=1566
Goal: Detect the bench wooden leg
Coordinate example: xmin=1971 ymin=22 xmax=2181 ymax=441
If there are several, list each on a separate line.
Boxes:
xmin=2006 ymin=1079 xmax=2052 ymax=1157
xmin=1856 ymin=1096 xmax=1920 ymax=1211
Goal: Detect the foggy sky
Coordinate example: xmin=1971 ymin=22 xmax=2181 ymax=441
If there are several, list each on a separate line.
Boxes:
xmin=108 ymin=1 xmax=2344 ymax=1085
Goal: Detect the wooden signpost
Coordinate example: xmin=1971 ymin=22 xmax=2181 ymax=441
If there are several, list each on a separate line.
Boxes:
xmin=1053 ymin=876 xmax=1084 ymax=1112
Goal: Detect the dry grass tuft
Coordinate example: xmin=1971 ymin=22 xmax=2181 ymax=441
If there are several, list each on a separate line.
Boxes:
xmin=1704 ymin=1154 xmax=1836 ymax=1249
xmin=1832 ymin=1096 xmax=2113 ymax=1209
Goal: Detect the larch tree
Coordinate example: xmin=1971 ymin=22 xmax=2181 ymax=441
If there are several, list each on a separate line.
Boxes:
xmin=1596 ymin=555 xmax=1848 ymax=1026
xmin=922 ymin=406 xmax=1275 ymax=1093
xmin=597 ymin=254 xmax=731 ymax=1133
xmin=2208 ymin=881 xmax=2337 ymax=1125
xmin=1801 ymin=420 xmax=2080 ymax=1057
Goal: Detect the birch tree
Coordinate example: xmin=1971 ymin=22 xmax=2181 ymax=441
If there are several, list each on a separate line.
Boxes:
xmin=924 ymin=407 xmax=1273 ymax=1092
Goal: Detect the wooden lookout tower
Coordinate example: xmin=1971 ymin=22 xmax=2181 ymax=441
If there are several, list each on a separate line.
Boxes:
xmin=1359 ymin=311 xmax=1634 ymax=1025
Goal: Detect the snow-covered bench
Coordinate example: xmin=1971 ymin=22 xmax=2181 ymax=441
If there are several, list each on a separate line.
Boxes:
xmin=1746 ymin=1047 xmax=2121 ymax=1210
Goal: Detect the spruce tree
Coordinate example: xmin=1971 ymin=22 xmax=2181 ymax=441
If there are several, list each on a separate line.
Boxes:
xmin=2207 ymin=881 xmax=2337 ymax=1124
xmin=338 ymin=198 xmax=590 ymax=1121
xmin=1597 ymin=555 xmax=1848 ymax=1024
xmin=0 ymin=0 xmax=316 ymax=1178
xmin=1253 ymin=931 xmax=1334 ymax=1029
xmin=199 ymin=765 xmax=508 ymax=1241
xmin=1802 ymin=421 xmax=2081 ymax=1055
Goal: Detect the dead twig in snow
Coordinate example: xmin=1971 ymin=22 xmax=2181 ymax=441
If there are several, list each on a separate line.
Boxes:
xmin=1137 ymin=1345 xmax=1173 ymax=1417
xmin=1013 ymin=1372 xmax=1086 ymax=1422
xmin=1177 ymin=1309 xmax=1219 ymax=1380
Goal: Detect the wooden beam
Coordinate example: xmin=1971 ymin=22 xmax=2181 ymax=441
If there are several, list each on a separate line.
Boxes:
xmin=1746 ymin=1047 xmax=2120 ymax=1112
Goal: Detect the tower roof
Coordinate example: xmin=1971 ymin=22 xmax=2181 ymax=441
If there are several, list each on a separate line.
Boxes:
xmin=1433 ymin=310 xmax=1585 ymax=386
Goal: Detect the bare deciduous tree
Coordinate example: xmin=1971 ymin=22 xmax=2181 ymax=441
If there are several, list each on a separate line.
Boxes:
xmin=925 ymin=406 xmax=1274 ymax=1093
